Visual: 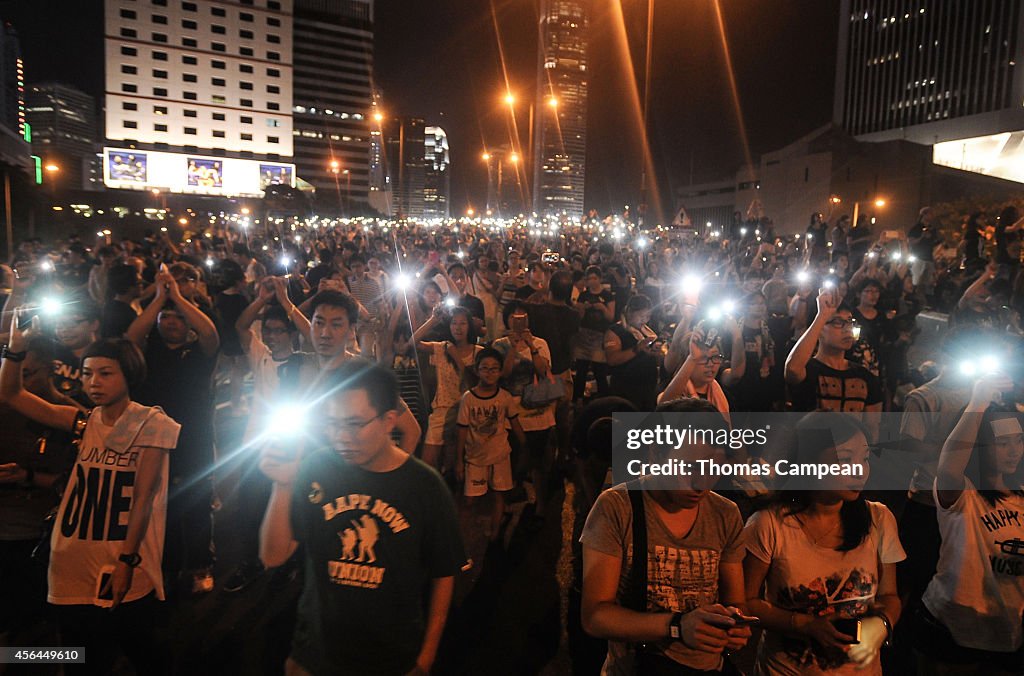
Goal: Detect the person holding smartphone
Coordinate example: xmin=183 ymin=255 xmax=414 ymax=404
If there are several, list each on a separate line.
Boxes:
xmin=603 ymin=294 xmax=660 ymax=412
xmin=0 ymin=318 xmax=179 ymax=674
xmin=743 ymin=413 xmax=904 ymax=675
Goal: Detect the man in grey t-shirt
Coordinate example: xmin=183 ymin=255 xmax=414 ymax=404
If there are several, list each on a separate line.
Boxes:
xmin=579 ymin=399 xmax=751 ymax=674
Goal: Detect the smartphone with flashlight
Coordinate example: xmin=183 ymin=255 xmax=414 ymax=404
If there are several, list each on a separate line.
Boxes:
xmin=541 ymin=252 xmax=559 ymax=265
xmin=95 ymin=564 xmax=116 ymax=608
xmin=832 ymin=618 xmax=862 ymax=644
xmin=510 ymin=313 xmax=528 ymax=333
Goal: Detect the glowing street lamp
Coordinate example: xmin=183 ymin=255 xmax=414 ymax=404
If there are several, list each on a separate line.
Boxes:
xmin=329 ymin=159 xmax=341 ymax=175
xmin=547 ymin=97 xmax=558 ymax=109
xmin=503 ymin=93 xmax=515 ymax=106
xmin=874 ymin=198 xmax=887 ymax=208
xmin=481 ymin=152 xmax=491 ymax=162
xmin=509 ymin=153 xmax=520 ymax=164
xmin=44 ymin=163 xmax=60 ymax=173
xmin=373 ymin=111 xmax=383 ymax=123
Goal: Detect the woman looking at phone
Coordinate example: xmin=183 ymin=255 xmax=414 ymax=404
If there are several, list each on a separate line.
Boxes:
xmin=0 ymin=311 xmax=179 ymax=674
xmin=743 ymin=413 xmax=904 ymax=675
xmin=604 ymin=294 xmax=660 ymax=412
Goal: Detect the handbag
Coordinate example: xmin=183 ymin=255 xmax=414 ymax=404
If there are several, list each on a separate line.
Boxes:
xmin=521 ymin=373 xmax=563 ymax=409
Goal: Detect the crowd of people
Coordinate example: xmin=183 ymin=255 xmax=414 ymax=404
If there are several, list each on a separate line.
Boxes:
xmin=1 ymin=201 xmax=1023 ymax=675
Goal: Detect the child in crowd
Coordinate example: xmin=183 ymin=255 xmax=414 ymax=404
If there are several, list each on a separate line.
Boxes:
xmin=456 ymin=348 xmax=525 ymax=540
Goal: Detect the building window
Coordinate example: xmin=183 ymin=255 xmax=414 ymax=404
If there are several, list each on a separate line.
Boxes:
xmin=121 ymin=64 xmax=137 ymax=74
xmin=240 ymin=116 xmax=252 ymax=124
xmin=268 ymin=0 xmax=281 ymax=9
xmin=123 ymin=102 xmax=138 ymax=111
xmin=266 ymin=84 xmax=280 ymax=94
xmin=153 ymin=87 xmax=168 ymax=96
xmin=184 ymin=109 xmax=197 ymax=117
xmin=240 ymin=29 xmax=254 ymax=39
xmin=267 ymin=16 xmax=281 ymax=27
xmin=121 ymin=46 xmax=137 ymax=56
xmin=122 ymin=83 xmax=138 ymax=93
xmin=267 ymin=136 xmax=279 ymax=144
xmin=154 ymin=105 xmax=168 ymax=115
xmin=123 ymin=120 xmax=138 ymax=129
xmin=212 ymin=60 xmax=226 ymax=69
xmin=267 ymin=68 xmax=280 ymax=77
xmin=152 ymin=33 xmax=167 ymax=42
xmin=184 ymin=127 xmax=197 ymax=135
xmin=267 ymin=34 xmax=280 ymax=44
xmin=120 ymin=27 xmax=137 ymax=38
xmin=182 ymin=19 xmax=197 ymax=29
xmin=267 ymin=102 xmax=280 ymax=111
xmin=183 ymin=91 xmax=197 ymax=100
xmin=211 ymin=24 xmax=226 ymax=34
xmin=211 ymin=6 xmax=226 ymax=16
xmin=239 ymin=46 xmax=254 ymax=56
xmin=241 ymin=133 xmax=253 ymax=141
xmin=153 ymin=69 xmax=168 ymax=79
xmin=212 ymin=112 xmax=225 ymax=121
xmin=152 ymin=50 xmax=168 ymax=61
xmin=212 ymin=130 xmax=226 ymax=138
xmin=154 ymin=123 xmax=168 ymax=132
xmin=182 ymin=55 xmax=197 ymax=65
xmin=152 ymin=0 xmax=167 ymax=5
xmin=119 ymin=9 xmax=136 ymax=19
xmin=267 ymin=51 xmax=280 ymax=61
xmin=240 ymin=81 xmax=253 ymax=90
xmin=240 ymin=98 xmax=253 ymax=107
xmin=266 ymin=118 xmax=281 ymax=127
xmin=240 ymin=0 xmax=253 ymax=4
xmin=240 ymin=12 xmax=254 ymax=21
xmin=240 ymin=64 xmax=254 ymax=74
xmin=183 ymin=73 xmax=197 ymax=82
xmin=182 ymin=1 xmax=197 ymax=11
xmin=211 ymin=95 xmax=226 ymax=104
xmin=212 ymin=42 xmax=226 ymax=52
xmin=151 ymin=14 xmax=167 ymax=24
xmin=212 ymin=77 xmax=226 ymax=87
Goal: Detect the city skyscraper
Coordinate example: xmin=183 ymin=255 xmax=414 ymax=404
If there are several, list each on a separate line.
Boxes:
xmin=102 ymin=0 xmax=296 ymax=196
xmin=384 ymin=116 xmax=424 ymax=219
xmin=423 ymin=125 xmax=450 ymax=219
xmin=26 ymin=83 xmax=97 ymax=189
xmin=292 ymin=0 xmax=374 ymax=212
xmin=0 ymin=22 xmax=25 ymax=138
xmin=531 ymin=0 xmax=588 ymax=220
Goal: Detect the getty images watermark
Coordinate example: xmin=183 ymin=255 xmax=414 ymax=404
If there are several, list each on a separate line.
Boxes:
xmin=609 ymin=411 xmax=1018 ymax=492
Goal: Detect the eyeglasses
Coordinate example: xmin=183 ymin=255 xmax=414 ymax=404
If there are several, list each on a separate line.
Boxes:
xmin=825 ymin=318 xmax=857 ymax=329
xmin=695 ymin=355 xmax=725 ymax=366
xmin=477 ymin=366 xmax=501 ymax=373
xmin=55 ymin=317 xmax=89 ymax=328
xmin=325 ymin=412 xmax=387 ymax=435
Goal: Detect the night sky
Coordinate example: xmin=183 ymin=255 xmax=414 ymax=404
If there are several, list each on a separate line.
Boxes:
xmin=2 ymin=0 xmax=839 ymax=219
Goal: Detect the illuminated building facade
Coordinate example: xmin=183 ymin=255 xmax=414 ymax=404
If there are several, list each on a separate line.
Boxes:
xmin=26 ymin=83 xmax=97 ymax=189
xmin=532 ymin=0 xmax=588 ymax=220
xmin=423 ymin=125 xmax=450 ymax=219
xmin=835 ymin=0 xmax=1024 ymax=184
xmin=292 ymin=0 xmax=374 ymax=211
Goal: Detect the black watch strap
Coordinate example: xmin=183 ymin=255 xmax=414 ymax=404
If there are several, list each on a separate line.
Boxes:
xmin=118 ymin=552 xmax=142 ymax=568
xmin=2 ymin=345 xmax=27 ymax=362
xmin=669 ymin=611 xmax=683 ymax=639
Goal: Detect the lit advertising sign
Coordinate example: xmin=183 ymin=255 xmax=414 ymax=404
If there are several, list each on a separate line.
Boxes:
xmin=104 ymin=147 xmax=296 ymax=196
xmin=933 ymin=131 xmax=1024 ymax=185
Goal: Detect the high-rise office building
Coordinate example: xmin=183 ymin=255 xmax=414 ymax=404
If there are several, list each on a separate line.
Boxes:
xmin=834 ymin=1 xmax=1024 ymax=183
xmin=103 ymin=0 xmax=296 ymax=196
xmin=292 ymin=0 xmax=373 ymax=212
xmin=423 ymin=125 xmax=450 ymax=219
xmin=532 ymin=0 xmax=588 ymax=220
xmin=26 ymin=83 xmax=97 ymax=189
xmin=0 ymin=22 xmax=25 ymax=138
xmin=384 ymin=116 xmax=424 ymax=219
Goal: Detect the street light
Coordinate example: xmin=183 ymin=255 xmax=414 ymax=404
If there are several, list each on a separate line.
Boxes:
xmin=44 ymin=163 xmax=59 ymax=173
xmin=874 ymin=198 xmax=887 ymax=208
xmin=509 ymin=152 xmax=520 ymax=164
xmin=504 ymin=93 xmax=515 ymax=106
xmin=481 ymin=152 xmax=491 ymax=162
xmin=547 ymin=97 xmax=558 ymax=109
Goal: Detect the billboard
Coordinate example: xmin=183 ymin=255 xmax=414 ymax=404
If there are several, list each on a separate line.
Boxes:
xmin=933 ymin=131 xmax=1024 ymax=185
xmin=104 ymin=148 xmax=296 ymax=197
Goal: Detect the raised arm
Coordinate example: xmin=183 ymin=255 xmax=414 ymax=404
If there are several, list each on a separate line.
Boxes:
xmin=0 ymin=312 xmax=80 ymax=432
xmin=273 ymin=276 xmax=310 ymax=341
xmin=167 ymin=278 xmax=220 ymax=356
xmin=126 ymin=271 xmax=171 ymax=348
xmin=236 ymin=280 xmax=277 ymax=354
xmin=719 ymin=317 xmax=746 ymax=387
xmin=785 ymin=288 xmax=835 ymax=385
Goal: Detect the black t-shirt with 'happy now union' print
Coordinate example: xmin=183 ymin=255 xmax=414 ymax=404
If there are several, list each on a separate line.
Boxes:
xmin=789 ymin=358 xmax=883 ymax=413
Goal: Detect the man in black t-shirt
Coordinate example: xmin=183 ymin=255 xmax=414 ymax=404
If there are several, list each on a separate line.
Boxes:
xmin=128 ymin=270 xmax=220 ymax=593
xmin=259 ymin=360 xmax=465 ymax=676
xmin=785 ymin=290 xmax=882 ymax=427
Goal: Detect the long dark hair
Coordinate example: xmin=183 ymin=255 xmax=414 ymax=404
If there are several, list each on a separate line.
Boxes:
xmin=965 ymin=405 xmax=1024 ymax=507
xmin=773 ymin=412 xmax=871 ymax=552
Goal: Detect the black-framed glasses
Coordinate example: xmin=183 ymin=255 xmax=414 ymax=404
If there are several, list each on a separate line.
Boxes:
xmin=825 ymin=318 xmax=857 ymax=329
xmin=326 ymin=412 xmax=387 ymax=435
xmin=695 ymin=355 xmax=725 ymax=366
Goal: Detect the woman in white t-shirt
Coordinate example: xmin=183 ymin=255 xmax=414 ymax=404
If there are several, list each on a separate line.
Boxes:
xmin=743 ymin=413 xmax=905 ymax=675
xmin=915 ymin=374 xmax=1024 ymax=674
xmin=414 ymin=305 xmax=482 ymax=469
xmin=0 ymin=327 xmax=179 ymax=674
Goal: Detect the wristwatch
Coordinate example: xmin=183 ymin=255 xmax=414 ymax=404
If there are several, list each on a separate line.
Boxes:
xmin=118 ymin=552 xmax=142 ymax=568
xmin=668 ymin=611 xmax=683 ymax=639
xmin=1 ymin=345 xmax=27 ymax=362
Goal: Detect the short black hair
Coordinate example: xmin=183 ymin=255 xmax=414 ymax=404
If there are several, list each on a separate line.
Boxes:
xmin=82 ymin=339 xmax=147 ymax=392
xmin=309 ymin=290 xmax=359 ymax=325
xmin=502 ymin=299 xmax=528 ymax=329
xmin=549 ymin=270 xmax=573 ymax=302
xmin=349 ymin=254 xmax=367 ymax=266
xmin=584 ymin=265 xmax=602 ymax=278
xmin=475 ymin=347 xmax=503 ymax=367
xmin=324 ymin=358 xmax=399 ymax=415
xmin=857 ymin=278 xmax=883 ymax=293
xmin=262 ymin=305 xmax=295 ymax=331
xmin=107 ymin=263 xmax=140 ymax=296
xmin=68 ymin=298 xmax=102 ymax=324
xmin=447 ymin=262 xmax=467 ymax=276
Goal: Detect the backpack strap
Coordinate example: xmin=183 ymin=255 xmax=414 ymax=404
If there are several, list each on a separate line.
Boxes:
xmin=626 ymin=485 xmax=647 ymax=612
